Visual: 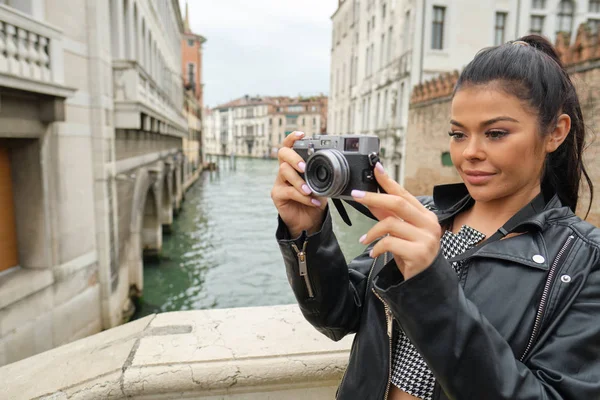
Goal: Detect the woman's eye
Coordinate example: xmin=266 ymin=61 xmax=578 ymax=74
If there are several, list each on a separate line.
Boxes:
xmin=448 ymin=131 xmax=465 ymax=140
xmin=486 ymin=130 xmax=508 ymax=139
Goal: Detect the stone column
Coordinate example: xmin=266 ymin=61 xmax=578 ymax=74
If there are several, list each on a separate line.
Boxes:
xmin=137 ymin=9 xmax=143 ymax=64
xmin=126 ymin=0 xmax=135 ymax=60
xmin=114 ymin=0 xmax=125 ymax=59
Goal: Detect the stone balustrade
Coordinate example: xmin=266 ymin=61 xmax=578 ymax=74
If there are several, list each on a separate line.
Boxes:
xmin=0 ymin=4 xmax=71 ymax=97
xmin=0 ymin=305 xmax=352 ymax=399
xmin=113 ymin=60 xmax=187 ymax=136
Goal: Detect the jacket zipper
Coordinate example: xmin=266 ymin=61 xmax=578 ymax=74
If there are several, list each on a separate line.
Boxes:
xmin=372 ymin=252 xmax=393 ymax=400
xmin=519 ymin=235 xmax=575 ymax=362
xmin=291 ymin=240 xmax=314 ymax=298
xmin=336 ymin=252 xmax=380 ymax=399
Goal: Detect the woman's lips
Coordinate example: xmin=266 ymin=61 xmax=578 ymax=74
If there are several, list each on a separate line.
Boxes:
xmin=463 ymin=170 xmax=496 ymax=185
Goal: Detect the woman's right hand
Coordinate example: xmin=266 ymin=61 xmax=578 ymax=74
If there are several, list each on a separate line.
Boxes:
xmin=271 ymin=131 xmax=327 ymax=238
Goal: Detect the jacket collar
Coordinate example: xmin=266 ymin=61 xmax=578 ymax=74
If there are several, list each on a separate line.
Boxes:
xmin=431 ymin=183 xmax=573 ymax=270
xmin=431 ymin=182 xmax=570 ymax=233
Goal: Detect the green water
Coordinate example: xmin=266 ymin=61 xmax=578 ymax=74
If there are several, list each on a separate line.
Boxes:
xmin=134 ymin=156 xmax=376 ymax=318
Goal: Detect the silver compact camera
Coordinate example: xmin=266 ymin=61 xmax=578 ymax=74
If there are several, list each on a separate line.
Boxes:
xmin=293 ymin=135 xmax=381 ymax=200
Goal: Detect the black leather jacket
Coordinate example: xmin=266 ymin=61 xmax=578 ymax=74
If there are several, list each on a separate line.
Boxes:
xmin=276 ymin=184 xmax=600 ymax=399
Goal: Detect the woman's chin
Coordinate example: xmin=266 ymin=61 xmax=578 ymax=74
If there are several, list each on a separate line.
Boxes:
xmin=463 ymin=184 xmax=499 ymax=203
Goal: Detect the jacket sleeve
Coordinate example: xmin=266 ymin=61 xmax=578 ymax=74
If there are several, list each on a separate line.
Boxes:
xmin=374 ymin=251 xmax=600 ymax=399
xmin=276 ymin=206 xmax=375 ymax=341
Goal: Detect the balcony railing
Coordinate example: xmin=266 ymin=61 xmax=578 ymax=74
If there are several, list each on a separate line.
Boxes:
xmin=394 ymin=50 xmax=412 ymax=79
xmin=113 ymin=60 xmax=187 ymax=135
xmin=0 ymin=4 xmax=73 ymax=98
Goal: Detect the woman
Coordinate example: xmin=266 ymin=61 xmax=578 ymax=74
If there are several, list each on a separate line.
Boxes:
xmin=271 ymin=35 xmax=600 ymax=399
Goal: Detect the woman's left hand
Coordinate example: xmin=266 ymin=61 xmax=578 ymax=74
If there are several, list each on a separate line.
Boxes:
xmin=352 ymin=163 xmax=442 ymax=281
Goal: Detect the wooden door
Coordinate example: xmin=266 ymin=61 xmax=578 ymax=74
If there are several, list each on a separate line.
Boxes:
xmin=0 ymin=146 xmax=18 ymax=271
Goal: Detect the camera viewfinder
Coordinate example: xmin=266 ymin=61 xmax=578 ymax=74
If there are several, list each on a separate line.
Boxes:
xmin=344 ymin=138 xmax=360 ymax=152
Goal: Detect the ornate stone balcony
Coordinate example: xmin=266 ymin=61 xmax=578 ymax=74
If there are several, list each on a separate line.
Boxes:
xmin=113 ymin=60 xmax=187 ymax=137
xmin=0 ymin=4 xmax=74 ymax=99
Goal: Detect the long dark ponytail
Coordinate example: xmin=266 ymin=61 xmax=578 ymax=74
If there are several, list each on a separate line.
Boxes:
xmin=454 ymin=35 xmax=593 ymax=216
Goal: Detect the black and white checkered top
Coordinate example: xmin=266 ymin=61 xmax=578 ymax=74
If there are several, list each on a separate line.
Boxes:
xmin=390 ymin=225 xmax=486 ymax=399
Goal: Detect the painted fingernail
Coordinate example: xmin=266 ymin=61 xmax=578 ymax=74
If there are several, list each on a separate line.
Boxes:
xmin=369 ymin=249 xmax=374 ymax=258
xmin=359 ymin=234 xmax=367 ymax=244
xmin=298 ymin=162 xmax=306 ymax=173
xmin=375 ymin=162 xmax=385 ymax=174
xmin=295 ymin=131 xmax=305 ymax=137
xmin=351 ymin=190 xmax=366 ymax=198
xmin=302 ymin=184 xmax=312 ymax=195
xmin=311 ymin=198 xmax=322 ymax=207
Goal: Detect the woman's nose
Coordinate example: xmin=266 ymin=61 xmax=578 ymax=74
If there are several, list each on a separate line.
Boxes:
xmin=462 ymin=137 xmax=486 ymax=160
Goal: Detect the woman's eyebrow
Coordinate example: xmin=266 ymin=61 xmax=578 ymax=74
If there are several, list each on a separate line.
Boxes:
xmin=450 ymin=116 xmax=519 ymax=128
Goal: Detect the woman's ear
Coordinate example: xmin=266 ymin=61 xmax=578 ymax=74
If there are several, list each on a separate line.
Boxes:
xmin=546 ymin=114 xmax=571 ymax=153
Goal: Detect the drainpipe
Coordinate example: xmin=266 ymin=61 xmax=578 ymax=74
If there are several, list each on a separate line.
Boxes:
xmin=515 ymin=0 xmax=521 ymax=39
xmin=419 ymin=0 xmax=426 ymax=84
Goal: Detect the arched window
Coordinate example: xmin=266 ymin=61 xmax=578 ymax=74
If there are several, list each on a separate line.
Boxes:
xmin=557 ymin=0 xmax=574 ymax=37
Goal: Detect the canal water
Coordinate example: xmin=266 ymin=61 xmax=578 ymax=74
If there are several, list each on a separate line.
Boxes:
xmin=134 ymin=156 xmax=376 ymax=319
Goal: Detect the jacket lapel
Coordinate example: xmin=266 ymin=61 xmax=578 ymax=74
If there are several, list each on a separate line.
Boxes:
xmin=469 ymin=230 xmax=549 ymax=270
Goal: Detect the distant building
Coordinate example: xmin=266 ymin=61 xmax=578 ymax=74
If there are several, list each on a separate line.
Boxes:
xmin=204 ymin=95 xmax=328 ymax=158
xmin=181 ymin=1 xmax=206 ymax=173
xmin=329 ymin=0 xmax=600 ymax=184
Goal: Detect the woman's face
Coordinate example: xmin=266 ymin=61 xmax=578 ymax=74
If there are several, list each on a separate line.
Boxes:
xmin=449 ymin=85 xmax=549 ymax=204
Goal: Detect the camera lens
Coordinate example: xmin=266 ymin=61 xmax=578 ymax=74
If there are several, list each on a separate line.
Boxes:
xmin=316 ymin=166 xmax=329 ymax=182
xmin=305 ymin=149 xmax=350 ymax=197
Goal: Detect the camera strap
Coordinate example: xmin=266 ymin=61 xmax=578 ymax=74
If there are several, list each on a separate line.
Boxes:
xmin=332 ymin=198 xmax=376 ymax=226
xmin=332 ymin=152 xmax=388 ymax=226
xmin=447 ymin=190 xmax=547 ymax=263
xmin=331 ymin=184 xmax=388 ymax=226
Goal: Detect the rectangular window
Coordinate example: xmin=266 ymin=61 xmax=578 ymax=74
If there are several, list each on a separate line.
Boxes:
xmin=387 ymin=26 xmax=393 ymax=63
xmin=590 ymin=0 xmax=600 ymax=13
xmin=187 ymin=38 xmax=194 ymax=47
xmin=187 ymin=62 xmax=195 ymax=88
xmin=362 ymin=98 xmax=368 ymax=130
xmin=495 ymin=12 xmax=507 ymax=46
xmin=342 ymin=63 xmax=346 ymax=93
xmin=532 ymin=0 xmax=546 ymax=9
xmin=286 ymin=115 xmax=298 ymax=126
xmin=367 ymin=95 xmax=372 ymax=130
xmin=589 ymin=18 xmax=600 ymax=34
xmin=530 ymin=15 xmax=544 ymax=35
xmin=398 ymin=82 xmax=405 ymax=125
xmin=441 ymin=152 xmax=453 ymax=166
xmin=370 ymin=43 xmax=374 ymax=74
xmin=375 ymin=93 xmax=380 ymax=129
xmin=382 ymin=90 xmax=388 ymax=128
xmin=432 ymin=6 xmax=446 ymax=50
xmin=365 ymin=46 xmax=370 ymax=76
xmin=557 ymin=1 xmax=574 ymax=36
xmin=380 ymin=33 xmax=386 ymax=68
xmin=403 ymin=10 xmax=411 ymax=52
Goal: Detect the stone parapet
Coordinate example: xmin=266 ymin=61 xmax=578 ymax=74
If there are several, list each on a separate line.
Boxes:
xmin=410 ymin=71 xmax=459 ymax=106
xmin=557 ymin=24 xmax=600 ymax=67
xmin=0 ymin=305 xmax=352 ymax=400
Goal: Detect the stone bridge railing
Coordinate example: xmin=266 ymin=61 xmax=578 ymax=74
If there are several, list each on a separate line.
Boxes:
xmin=1 ymin=305 xmax=352 ymax=399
